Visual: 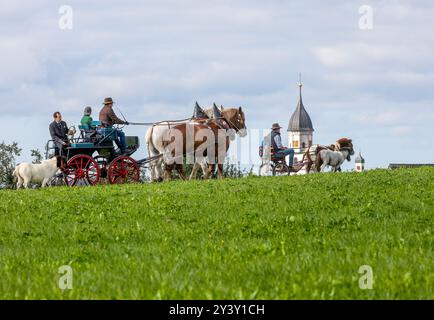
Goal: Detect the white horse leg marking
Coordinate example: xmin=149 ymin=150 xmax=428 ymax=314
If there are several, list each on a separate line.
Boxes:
xmin=42 ymin=178 xmax=49 ymax=188
xmin=189 ymin=161 xmax=199 ymax=180
xmin=149 ymin=160 xmax=156 ymax=181
xmin=198 ymin=157 xmax=208 ymax=179
xmin=157 ymin=158 xmax=164 ymax=180
xmin=17 ymin=177 xmax=23 ymax=189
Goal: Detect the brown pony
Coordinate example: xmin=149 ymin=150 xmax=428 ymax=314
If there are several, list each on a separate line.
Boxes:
xmin=162 ymin=107 xmax=247 ymax=180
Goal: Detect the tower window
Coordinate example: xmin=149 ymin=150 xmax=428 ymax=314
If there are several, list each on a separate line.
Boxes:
xmin=293 ymin=140 xmax=299 ymax=148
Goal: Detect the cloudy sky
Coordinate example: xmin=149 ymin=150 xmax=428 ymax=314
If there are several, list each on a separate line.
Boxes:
xmin=1 ymin=0 xmax=433 ymax=169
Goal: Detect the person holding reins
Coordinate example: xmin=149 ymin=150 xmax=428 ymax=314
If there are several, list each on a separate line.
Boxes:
xmin=270 ymin=122 xmax=295 ymax=168
xmin=99 ymin=97 xmax=129 ymax=154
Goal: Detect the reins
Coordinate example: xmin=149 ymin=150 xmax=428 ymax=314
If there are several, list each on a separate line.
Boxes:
xmin=128 ymin=117 xmax=192 ymax=127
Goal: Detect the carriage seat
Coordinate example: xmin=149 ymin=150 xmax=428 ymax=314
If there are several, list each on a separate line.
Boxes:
xmin=78 ymin=122 xmax=99 ymax=141
xmin=259 ymin=145 xmax=285 ymax=163
xmin=70 ymin=142 xmax=94 ymax=148
xmin=270 ymin=146 xmax=285 ymax=162
xmin=78 ymin=121 xmax=118 ymax=142
xmin=270 ymin=147 xmax=285 ymax=162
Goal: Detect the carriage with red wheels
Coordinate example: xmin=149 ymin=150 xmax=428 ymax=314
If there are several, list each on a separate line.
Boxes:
xmin=45 ymin=121 xmax=154 ymax=186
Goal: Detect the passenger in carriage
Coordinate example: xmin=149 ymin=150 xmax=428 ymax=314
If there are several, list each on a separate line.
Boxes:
xmin=99 ymin=97 xmax=129 ymax=154
xmin=80 ymin=106 xmax=93 ymax=129
xmin=270 ymin=123 xmax=295 ymax=168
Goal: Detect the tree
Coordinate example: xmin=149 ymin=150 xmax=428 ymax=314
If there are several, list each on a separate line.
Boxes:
xmin=0 ymin=142 xmax=22 ymax=188
xmin=31 ymin=149 xmax=43 ymax=164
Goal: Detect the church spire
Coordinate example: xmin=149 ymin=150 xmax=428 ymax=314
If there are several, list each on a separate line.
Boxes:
xmin=298 ymin=73 xmax=303 ymax=102
xmin=287 ymin=73 xmax=314 ymax=132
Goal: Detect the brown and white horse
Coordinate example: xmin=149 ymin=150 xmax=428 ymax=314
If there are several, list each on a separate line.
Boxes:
xmin=146 ymin=107 xmax=247 ymax=181
xmin=145 ymin=104 xmax=221 ymax=181
xmin=188 ymin=105 xmax=239 ymax=179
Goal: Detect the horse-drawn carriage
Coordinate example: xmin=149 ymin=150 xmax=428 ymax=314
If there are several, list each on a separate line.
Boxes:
xmin=258 ymin=145 xmax=303 ymax=176
xmin=258 ymin=137 xmax=355 ymax=176
xmin=45 ymin=121 xmax=157 ymax=186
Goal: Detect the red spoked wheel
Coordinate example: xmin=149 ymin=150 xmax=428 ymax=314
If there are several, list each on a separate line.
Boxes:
xmin=108 ymin=156 xmax=140 ymax=184
xmin=64 ymin=154 xmax=100 ymax=186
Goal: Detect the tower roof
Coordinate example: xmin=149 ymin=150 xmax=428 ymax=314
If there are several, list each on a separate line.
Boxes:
xmin=287 ymin=76 xmax=314 ymax=132
xmin=355 ymin=152 xmax=365 ymax=163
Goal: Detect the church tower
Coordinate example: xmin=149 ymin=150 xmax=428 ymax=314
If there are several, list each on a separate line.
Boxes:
xmin=287 ymin=75 xmax=314 ymax=163
xmin=355 ymin=152 xmax=365 ymax=172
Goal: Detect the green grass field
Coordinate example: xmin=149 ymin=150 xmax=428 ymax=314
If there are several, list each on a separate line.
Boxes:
xmin=0 ymin=168 xmax=433 ymax=299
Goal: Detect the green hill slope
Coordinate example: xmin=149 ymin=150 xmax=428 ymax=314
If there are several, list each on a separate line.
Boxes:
xmin=0 ymin=168 xmax=433 ymax=299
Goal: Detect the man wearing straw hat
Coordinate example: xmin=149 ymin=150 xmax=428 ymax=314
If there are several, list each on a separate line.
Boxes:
xmin=99 ymin=97 xmax=128 ymax=154
xmin=270 ymin=122 xmax=295 ymax=168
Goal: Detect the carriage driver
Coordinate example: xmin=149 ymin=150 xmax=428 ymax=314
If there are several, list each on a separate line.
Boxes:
xmin=270 ymin=123 xmax=295 ymax=168
xmin=49 ymin=111 xmax=69 ymax=166
xmin=99 ymin=97 xmax=129 ymax=154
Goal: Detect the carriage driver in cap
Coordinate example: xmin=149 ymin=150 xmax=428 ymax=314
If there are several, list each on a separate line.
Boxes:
xmin=99 ymin=97 xmax=129 ymax=154
xmin=270 ymin=123 xmax=295 ymax=168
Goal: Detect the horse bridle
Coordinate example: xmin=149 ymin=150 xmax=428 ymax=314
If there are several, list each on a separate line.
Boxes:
xmin=339 ymin=146 xmax=354 ymax=155
xmin=218 ymin=113 xmax=245 ymax=133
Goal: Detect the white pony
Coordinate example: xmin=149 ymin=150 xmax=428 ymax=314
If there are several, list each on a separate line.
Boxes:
xmin=316 ymin=138 xmax=354 ymax=172
xmin=13 ymin=157 xmax=58 ymax=189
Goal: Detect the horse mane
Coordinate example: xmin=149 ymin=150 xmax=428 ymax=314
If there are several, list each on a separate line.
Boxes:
xmin=222 ymin=107 xmax=245 ymax=120
xmin=336 ymin=137 xmax=350 ymax=144
xmin=203 ymin=106 xmax=223 ymax=118
xmin=201 ymin=105 xmax=243 ymax=120
xmin=221 ymin=108 xmax=236 ymax=119
xmin=336 ymin=138 xmax=352 ymax=149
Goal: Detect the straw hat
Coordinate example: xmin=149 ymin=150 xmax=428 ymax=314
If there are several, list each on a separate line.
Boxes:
xmin=103 ymin=97 xmax=114 ymax=105
xmin=271 ymin=123 xmax=282 ymax=130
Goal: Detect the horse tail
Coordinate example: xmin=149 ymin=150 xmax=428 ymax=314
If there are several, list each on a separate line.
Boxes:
xmin=12 ymin=164 xmax=20 ymax=178
xmin=12 ymin=164 xmax=22 ymax=183
xmin=301 ymin=148 xmax=308 ymax=162
xmin=306 ymin=147 xmax=314 ymax=163
xmin=300 ymin=147 xmax=310 ymax=173
xmin=145 ymin=125 xmax=159 ymax=155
